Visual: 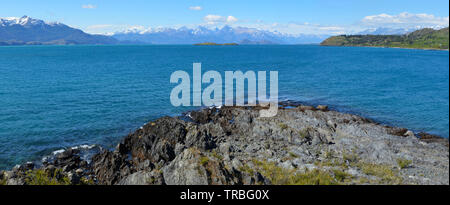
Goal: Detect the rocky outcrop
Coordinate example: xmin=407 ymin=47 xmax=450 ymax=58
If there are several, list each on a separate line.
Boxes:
xmin=162 ymin=148 xmax=209 ymax=185
xmin=1 ymin=103 xmax=448 ymax=185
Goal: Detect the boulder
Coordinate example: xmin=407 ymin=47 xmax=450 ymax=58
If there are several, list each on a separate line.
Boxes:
xmin=316 ymin=105 xmax=329 ymax=111
xmin=162 ymin=148 xmax=208 ymax=185
xmin=118 ymin=170 xmax=164 ymax=185
xmin=404 ymin=130 xmax=415 ymax=138
xmin=387 ymin=127 xmax=408 ymax=136
xmin=297 ymin=105 xmax=316 ymax=111
xmin=91 ymin=151 xmax=132 ymax=185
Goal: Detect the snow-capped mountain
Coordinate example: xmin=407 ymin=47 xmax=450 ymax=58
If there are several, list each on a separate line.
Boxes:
xmin=112 ymin=25 xmax=330 ymax=44
xmin=0 ymin=16 xmax=49 ymax=26
xmin=3 ymin=16 xmax=438 ymax=45
xmin=0 ymin=16 xmax=117 ymax=45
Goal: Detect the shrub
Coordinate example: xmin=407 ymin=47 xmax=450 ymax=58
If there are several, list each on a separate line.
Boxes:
xmin=239 ymin=164 xmax=255 ymax=175
xmin=332 ymin=169 xmax=352 ymax=182
xmin=288 ymin=152 xmax=299 ymax=158
xmin=298 ymin=127 xmax=311 ymax=139
xmin=199 ymin=156 xmax=210 ymax=166
xmin=79 ymin=177 xmax=95 ymax=185
xmin=252 ymin=159 xmax=339 ymax=185
xmin=359 ymin=163 xmax=402 ymax=184
xmin=278 ymin=123 xmax=288 ymax=131
xmin=292 ymin=169 xmax=338 ymax=185
xmin=342 ymin=150 xmax=360 ymax=164
xmin=25 ymin=169 xmax=71 ymax=185
xmin=324 ymin=150 xmax=334 ymax=159
xmin=211 ymin=150 xmax=223 ymax=160
xmin=396 ymin=158 xmax=412 ymax=169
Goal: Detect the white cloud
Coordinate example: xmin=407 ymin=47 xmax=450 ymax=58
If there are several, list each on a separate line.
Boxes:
xmin=82 ymin=4 xmax=97 ymax=9
xmin=361 ymin=12 xmax=449 ymax=28
xmin=251 ymin=12 xmax=449 ymax=35
xmin=84 ymin=12 xmax=448 ymax=36
xmin=203 ymin=15 xmax=238 ymax=25
xmin=227 ymin=16 xmax=238 ymax=23
xmin=203 ymin=15 xmax=224 ymax=24
xmin=248 ymin=22 xmax=348 ymax=35
xmin=189 ymin=6 xmax=202 ymax=11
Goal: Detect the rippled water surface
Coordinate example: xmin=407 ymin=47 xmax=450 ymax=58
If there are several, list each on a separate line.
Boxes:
xmin=0 ymin=45 xmax=448 ymax=169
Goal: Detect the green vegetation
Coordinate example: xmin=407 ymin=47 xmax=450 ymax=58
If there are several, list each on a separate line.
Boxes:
xmin=239 ymin=164 xmax=255 ymax=175
xmin=211 ymin=150 xmax=224 ymax=160
xmin=358 ymin=163 xmax=402 ymax=184
xmin=22 ymin=169 xmax=95 ymax=185
xmin=24 ymin=169 xmax=71 ymax=185
xmin=0 ymin=169 xmax=95 ymax=185
xmin=292 ymin=169 xmax=338 ymax=185
xmin=194 ymin=42 xmax=238 ymax=46
xmin=251 ymin=159 xmax=339 ymax=185
xmin=342 ymin=150 xmax=360 ymax=164
xmin=397 ymin=158 xmax=412 ymax=169
xmin=80 ymin=177 xmax=95 ymax=185
xmin=199 ymin=156 xmax=210 ymax=166
xmin=298 ymin=127 xmax=313 ymax=139
xmin=288 ymin=152 xmax=299 ymax=158
xmin=332 ymin=169 xmax=353 ymax=182
xmin=278 ymin=123 xmax=289 ymax=131
xmin=312 ymin=150 xmax=403 ymax=184
xmin=323 ymin=150 xmax=334 ymax=159
xmin=321 ymin=27 xmax=449 ymax=50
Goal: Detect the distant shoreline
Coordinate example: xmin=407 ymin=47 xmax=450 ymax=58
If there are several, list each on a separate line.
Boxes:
xmin=321 ymin=44 xmax=450 ymax=51
xmin=320 ymin=27 xmax=449 ymax=51
xmin=1 ymin=44 xmax=448 ymax=49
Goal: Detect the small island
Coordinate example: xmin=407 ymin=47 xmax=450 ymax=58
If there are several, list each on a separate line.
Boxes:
xmin=194 ymin=42 xmax=238 ymax=46
xmin=321 ymin=27 xmax=449 ymax=50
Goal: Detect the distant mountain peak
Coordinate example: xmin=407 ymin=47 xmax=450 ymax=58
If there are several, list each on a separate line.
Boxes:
xmin=1 ymin=15 xmax=39 ymax=26
xmin=1 ymin=16 xmax=331 ymax=45
xmin=113 ymin=25 xmax=330 ymax=44
xmin=0 ymin=16 xmax=117 ymax=45
xmin=1 ymin=16 xmax=65 ymax=28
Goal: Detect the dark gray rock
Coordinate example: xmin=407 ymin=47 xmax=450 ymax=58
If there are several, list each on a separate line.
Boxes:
xmin=2 ymin=103 xmax=448 ymax=185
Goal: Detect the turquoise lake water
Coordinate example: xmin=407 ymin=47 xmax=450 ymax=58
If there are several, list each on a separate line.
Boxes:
xmin=0 ymin=45 xmax=448 ymax=169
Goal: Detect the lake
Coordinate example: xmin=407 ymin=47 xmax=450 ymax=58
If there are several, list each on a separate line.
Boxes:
xmin=0 ymin=45 xmax=448 ymax=169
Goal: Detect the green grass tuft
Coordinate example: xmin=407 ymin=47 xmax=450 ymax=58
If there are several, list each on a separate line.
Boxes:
xmin=211 ymin=150 xmax=224 ymax=160
xmin=239 ymin=164 xmax=255 ymax=175
xmin=25 ymin=169 xmax=71 ymax=185
xmin=252 ymin=160 xmax=340 ymax=185
xmin=358 ymin=163 xmax=402 ymax=184
xmin=288 ymin=152 xmax=299 ymax=158
xmin=332 ymin=169 xmax=353 ymax=182
xmin=199 ymin=156 xmax=210 ymax=166
xmin=396 ymin=158 xmax=412 ymax=169
xmin=278 ymin=123 xmax=289 ymax=131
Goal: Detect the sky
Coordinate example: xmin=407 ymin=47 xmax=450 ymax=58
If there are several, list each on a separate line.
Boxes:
xmin=1 ymin=0 xmax=449 ymax=35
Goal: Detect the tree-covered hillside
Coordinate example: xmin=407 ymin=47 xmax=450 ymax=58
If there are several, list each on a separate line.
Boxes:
xmin=321 ymin=27 xmax=449 ymax=50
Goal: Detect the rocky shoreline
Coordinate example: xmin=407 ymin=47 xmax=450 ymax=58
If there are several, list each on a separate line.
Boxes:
xmin=1 ymin=102 xmax=448 ymax=185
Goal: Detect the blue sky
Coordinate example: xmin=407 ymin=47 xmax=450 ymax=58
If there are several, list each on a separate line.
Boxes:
xmin=1 ymin=0 xmax=449 ymax=34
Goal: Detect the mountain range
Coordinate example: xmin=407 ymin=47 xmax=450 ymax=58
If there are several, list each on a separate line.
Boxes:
xmin=112 ymin=26 xmax=329 ymax=44
xmin=0 ymin=16 xmax=117 ymax=45
xmin=0 ymin=16 xmax=442 ymax=45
